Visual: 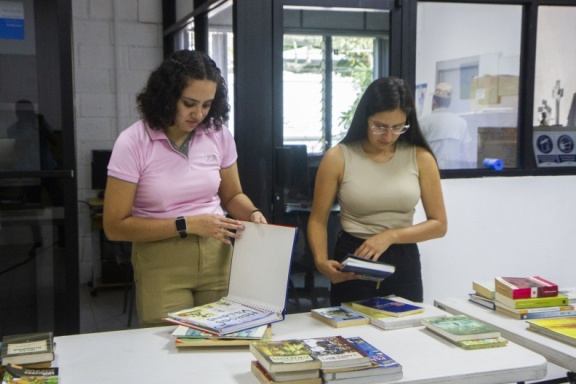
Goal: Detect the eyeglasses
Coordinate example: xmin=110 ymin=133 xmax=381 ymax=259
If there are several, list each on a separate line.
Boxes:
xmin=369 ymin=123 xmax=410 ymax=135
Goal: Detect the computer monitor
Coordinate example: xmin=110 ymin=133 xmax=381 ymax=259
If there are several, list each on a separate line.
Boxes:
xmin=275 ymin=145 xmax=311 ymax=204
xmin=91 ymin=149 xmax=112 ymax=191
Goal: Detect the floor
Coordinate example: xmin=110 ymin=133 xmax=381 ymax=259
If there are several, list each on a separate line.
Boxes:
xmin=80 ymin=268 xmax=331 ymax=334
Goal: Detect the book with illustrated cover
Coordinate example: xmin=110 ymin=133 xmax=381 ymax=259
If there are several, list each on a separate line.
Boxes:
xmin=495 ymin=276 xmax=558 ymax=299
xmin=526 ymin=316 xmax=576 ymax=347
xmin=494 ymin=292 xmax=569 ymax=309
xmin=422 ymin=315 xmax=501 ymax=342
xmin=343 ymin=297 xmax=448 ymax=330
xmin=301 ymin=336 xmax=371 ymax=370
xmin=339 ymin=254 xmax=395 ymax=283
xmin=1 ymin=332 xmax=55 ymax=366
xmin=310 ymin=306 xmax=370 ymax=328
xmin=2 ymin=365 xmax=58 ymax=384
xmin=351 ymin=297 xmax=424 ymax=317
xmin=172 ymin=324 xmax=272 ymax=347
xmin=472 ymin=280 xmax=496 ymax=299
xmin=164 ymin=222 xmax=297 ymax=335
xmin=250 ymin=339 xmax=322 ymax=373
xmin=322 ymin=337 xmax=402 ymax=381
xmin=250 ymin=361 xmax=321 ymax=384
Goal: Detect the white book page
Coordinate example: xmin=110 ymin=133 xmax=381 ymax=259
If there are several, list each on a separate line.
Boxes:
xmin=227 ymin=222 xmax=297 ymax=313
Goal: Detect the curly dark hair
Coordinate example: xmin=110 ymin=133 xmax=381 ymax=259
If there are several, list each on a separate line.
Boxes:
xmin=136 ymin=50 xmax=230 ymax=131
xmin=340 ymin=77 xmax=433 ymax=155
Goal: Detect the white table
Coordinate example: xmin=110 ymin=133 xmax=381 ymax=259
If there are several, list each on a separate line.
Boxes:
xmin=53 ymin=312 xmax=547 ymax=384
xmin=434 ymin=297 xmax=576 ymax=381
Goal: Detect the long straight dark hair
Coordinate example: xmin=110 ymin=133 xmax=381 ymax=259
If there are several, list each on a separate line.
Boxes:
xmin=340 ymin=77 xmax=434 ymax=156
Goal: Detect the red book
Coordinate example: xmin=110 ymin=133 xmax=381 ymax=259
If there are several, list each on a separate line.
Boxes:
xmin=495 ymin=276 xmax=558 ymax=299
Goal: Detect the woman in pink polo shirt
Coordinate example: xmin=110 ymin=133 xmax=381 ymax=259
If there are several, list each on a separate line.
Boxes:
xmin=103 ymin=50 xmax=266 ymax=327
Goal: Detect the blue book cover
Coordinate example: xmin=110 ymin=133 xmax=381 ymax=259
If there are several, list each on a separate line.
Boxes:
xmin=346 ymin=337 xmax=402 ymax=371
xmin=340 ymin=255 xmax=395 ymax=282
xmin=352 ymin=297 xmax=424 ymax=317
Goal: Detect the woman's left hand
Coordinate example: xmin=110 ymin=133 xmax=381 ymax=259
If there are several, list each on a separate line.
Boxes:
xmin=250 ymin=210 xmax=267 ymax=224
xmin=354 ymin=231 xmax=394 ymax=261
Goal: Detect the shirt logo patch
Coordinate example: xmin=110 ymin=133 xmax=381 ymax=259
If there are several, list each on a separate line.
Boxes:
xmin=204 ymin=154 xmax=219 ymax=163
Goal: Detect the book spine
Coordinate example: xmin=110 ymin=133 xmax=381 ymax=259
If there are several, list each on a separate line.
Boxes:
xmin=518 ymin=309 xmax=576 ymax=320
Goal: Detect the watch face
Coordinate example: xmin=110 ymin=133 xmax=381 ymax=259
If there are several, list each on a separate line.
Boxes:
xmin=176 ymin=217 xmax=186 ymax=231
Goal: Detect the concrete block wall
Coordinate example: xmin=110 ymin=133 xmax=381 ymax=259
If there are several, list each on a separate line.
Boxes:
xmin=72 ymin=0 xmax=163 ymax=283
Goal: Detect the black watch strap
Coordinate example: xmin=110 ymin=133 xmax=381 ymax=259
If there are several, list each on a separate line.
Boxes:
xmin=175 ymin=216 xmax=187 ymax=238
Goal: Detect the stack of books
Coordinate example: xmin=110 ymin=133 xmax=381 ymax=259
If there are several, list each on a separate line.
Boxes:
xmin=1 ymin=332 xmax=58 ymax=383
xmin=493 ymin=276 xmax=576 ymax=320
xmin=422 ymin=315 xmax=508 ymax=350
xmin=469 ymin=279 xmax=496 ymax=309
xmin=341 ymin=296 xmax=449 ymax=331
xmin=249 ymin=336 xmax=402 ymax=384
xmin=170 ymin=324 xmax=272 ymax=347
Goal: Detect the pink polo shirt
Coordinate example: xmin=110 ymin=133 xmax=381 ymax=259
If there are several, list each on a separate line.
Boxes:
xmin=107 ymin=120 xmax=237 ymax=219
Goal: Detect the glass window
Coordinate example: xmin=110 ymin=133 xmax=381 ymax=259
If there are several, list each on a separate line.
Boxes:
xmin=533 ymin=6 xmax=576 ymax=168
xmin=416 ymin=3 xmax=522 ymax=170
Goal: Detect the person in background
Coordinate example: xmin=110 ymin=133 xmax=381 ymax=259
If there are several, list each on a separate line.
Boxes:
xmin=419 ymin=82 xmax=472 ymax=169
xmin=103 ymin=50 xmax=266 ymax=327
xmin=307 ymin=77 xmax=447 ymax=305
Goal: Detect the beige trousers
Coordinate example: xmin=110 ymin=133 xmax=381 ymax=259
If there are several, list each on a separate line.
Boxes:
xmin=132 ymin=235 xmax=232 ymax=327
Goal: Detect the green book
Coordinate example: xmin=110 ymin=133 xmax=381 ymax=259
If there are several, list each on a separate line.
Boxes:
xmin=495 ymin=293 xmax=569 ymax=309
xmin=422 ymin=315 xmax=501 ymax=342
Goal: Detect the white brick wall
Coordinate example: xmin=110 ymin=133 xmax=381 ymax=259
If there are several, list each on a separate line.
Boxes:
xmin=73 ymin=0 xmax=163 ymax=283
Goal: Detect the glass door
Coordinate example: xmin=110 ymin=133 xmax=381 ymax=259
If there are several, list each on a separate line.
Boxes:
xmin=0 ymin=0 xmax=78 ymax=336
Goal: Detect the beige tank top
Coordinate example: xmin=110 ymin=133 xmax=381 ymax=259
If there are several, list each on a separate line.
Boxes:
xmin=338 ymin=141 xmax=420 ymax=239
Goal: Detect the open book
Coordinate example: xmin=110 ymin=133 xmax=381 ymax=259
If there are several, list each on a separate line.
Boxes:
xmin=164 ymin=222 xmax=297 ymax=335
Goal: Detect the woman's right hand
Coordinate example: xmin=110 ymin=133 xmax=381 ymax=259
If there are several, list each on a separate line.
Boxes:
xmin=316 ymin=259 xmax=357 ymax=284
xmin=189 ymin=214 xmax=245 ymax=244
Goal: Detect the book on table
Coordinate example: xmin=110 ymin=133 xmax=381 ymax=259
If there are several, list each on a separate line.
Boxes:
xmin=321 ymin=336 xmax=402 ymax=382
xmin=250 ymin=339 xmax=322 ymax=374
xmin=164 ymin=222 xmax=297 ymax=336
xmin=301 ymin=336 xmax=371 ymax=370
xmin=494 ymin=292 xmax=569 ymax=309
xmin=2 ymin=365 xmax=58 ymax=384
xmin=526 ymin=316 xmax=576 ymax=347
xmin=172 ymin=324 xmax=272 ymax=347
xmin=310 ymin=306 xmax=370 ymax=328
xmin=456 ymin=337 xmax=508 ymax=350
xmin=494 ymin=301 xmax=576 ymax=320
xmin=344 ymin=297 xmax=448 ymax=330
xmin=250 ymin=360 xmax=321 ymax=384
xmin=351 ymin=296 xmax=424 ymax=317
xmin=339 ymin=254 xmax=395 ymax=283
xmin=421 ymin=315 xmax=501 ymax=342
xmin=494 ymin=276 xmax=558 ymax=299
xmin=472 ymin=279 xmax=496 ymax=299
xmin=0 ymin=332 xmax=55 ymax=366
xmin=468 ymin=293 xmax=496 ymax=310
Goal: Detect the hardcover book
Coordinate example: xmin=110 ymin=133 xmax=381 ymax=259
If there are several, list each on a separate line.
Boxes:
xmin=164 ymin=222 xmax=297 ymax=335
xmin=495 ymin=276 xmax=558 ymax=299
xmin=172 ymin=324 xmax=272 ymax=347
xmin=310 ymin=306 xmax=370 ymax=328
xmin=472 ymin=280 xmax=496 ymax=299
xmin=526 ymin=316 xmax=576 ymax=347
xmin=468 ymin=293 xmax=496 ymax=310
xmin=250 ymin=360 xmax=321 ymax=384
xmin=339 ymin=254 xmax=395 ymax=283
xmin=321 ymin=337 xmax=402 ymax=380
xmin=250 ymin=339 xmax=322 ymax=373
xmin=0 ymin=332 xmax=55 ymax=366
xmin=301 ymin=336 xmax=371 ymax=369
xmin=494 ymin=292 xmax=569 ymax=309
xmin=351 ymin=297 xmax=424 ymax=317
xmin=421 ymin=315 xmax=501 ymax=342
xmin=344 ymin=297 xmax=448 ymax=330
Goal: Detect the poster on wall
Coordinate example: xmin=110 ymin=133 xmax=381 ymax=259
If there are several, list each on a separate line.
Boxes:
xmin=0 ymin=1 xmax=24 ymax=40
xmin=533 ymin=126 xmax=576 ymax=167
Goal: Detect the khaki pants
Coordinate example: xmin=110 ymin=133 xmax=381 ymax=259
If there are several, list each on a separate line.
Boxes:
xmin=132 ymin=235 xmax=232 ymax=327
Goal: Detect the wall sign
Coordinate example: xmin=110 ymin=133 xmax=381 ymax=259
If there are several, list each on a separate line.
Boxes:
xmin=0 ymin=1 xmax=24 ymax=40
xmin=533 ymin=127 xmax=576 ymax=167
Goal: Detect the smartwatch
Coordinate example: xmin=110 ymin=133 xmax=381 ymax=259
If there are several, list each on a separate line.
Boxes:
xmin=175 ymin=216 xmax=187 ymax=238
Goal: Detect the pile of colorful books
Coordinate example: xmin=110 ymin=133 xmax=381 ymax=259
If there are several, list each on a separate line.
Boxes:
xmin=170 ymin=324 xmax=271 ymax=347
xmin=422 ymin=315 xmax=508 ymax=350
xmin=493 ymin=276 xmax=576 ymax=320
xmin=1 ymin=332 xmax=58 ymax=383
xmin=249 ymin=336 xmax=403 ymax=384
xmin=469 ymin=279 xmax=496 ymax=309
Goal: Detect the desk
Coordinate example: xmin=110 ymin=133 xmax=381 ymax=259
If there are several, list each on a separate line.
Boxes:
xmin=53 ymin=313 xmax=547 ymax=383
xmin=435 ymin=297 xmax=576 ymax=382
